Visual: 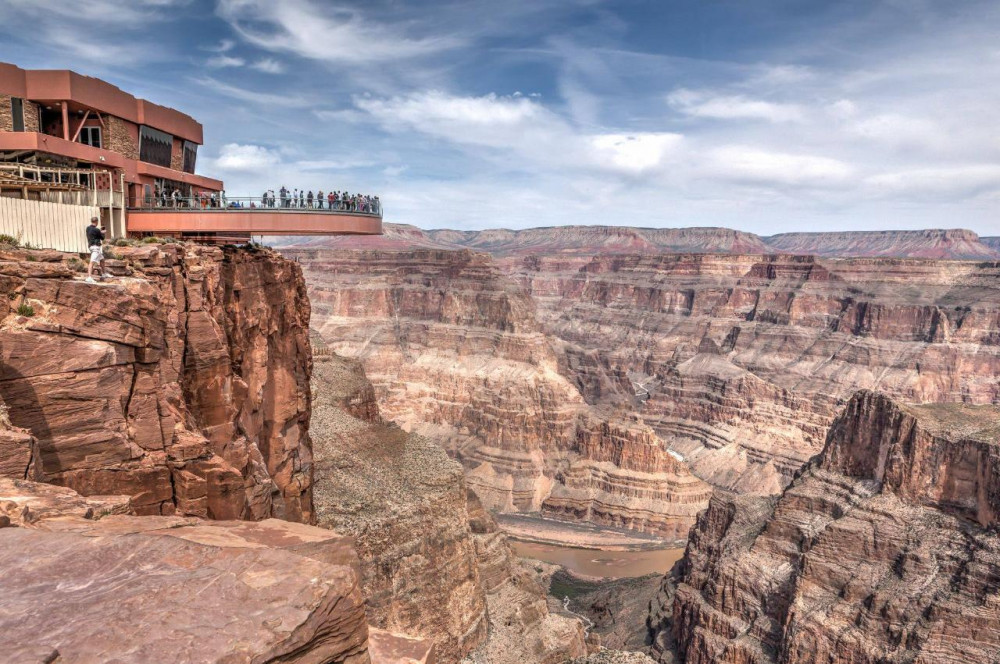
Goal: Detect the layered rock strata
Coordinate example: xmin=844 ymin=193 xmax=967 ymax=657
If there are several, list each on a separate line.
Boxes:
xmin=311 ymin=347 xmax=488 ymax=662
xmin=273 ymin=223 xmax=1000 ymax=260
xmin=310 ymin=345 xmax=592 ymax=663
xmin=663 ymin=390 xmax=1000 ymax=664
xmin=0 ymin=478 xmax=370 ymax=664
xmin=0 ymin=244 xmax=313 ymax=521
xmin=291 ymin=248 xmax=710 ymax=537
xmin=512 ymin=252 xmax=1000 ymax=492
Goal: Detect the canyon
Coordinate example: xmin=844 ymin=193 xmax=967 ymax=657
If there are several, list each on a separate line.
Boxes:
xmin=282 ymin=226 xmax=1000 ymax=499
xmin=0 ymin=241 xmax=605 ymax=663
xmin=3 ymin=222 xmax=999 ymax=663
xmin=660 ymin=390 xmax=1000 ymax=663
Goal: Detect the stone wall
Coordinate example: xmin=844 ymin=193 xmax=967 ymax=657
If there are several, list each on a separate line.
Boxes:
xmin=105 ymin=115 xmax=138 ymax=159
xmin=0 ymin=94 xmax=39 ymax=133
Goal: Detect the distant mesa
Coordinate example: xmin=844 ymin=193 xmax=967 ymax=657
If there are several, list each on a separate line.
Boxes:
xmin=273 ymin=223 xmax=1000 ymax=260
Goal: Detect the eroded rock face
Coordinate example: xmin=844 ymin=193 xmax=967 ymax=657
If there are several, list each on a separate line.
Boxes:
xmin=511 ymin=252 xmax=1000 ymax=493
xmin=310 ymin=347 xmax=593 ymax=664
xmin=311 ymin=349 xmax=489 ymax=663
xmin=663 ymin=391 xmax=1000 ymax=664
xmin=0 ymin=479 xmax=369 ymax=664
xmin=0 ymin=244 xmax=313 ymax=521
xmin=290 ymin=248 xmax=710 ymax=538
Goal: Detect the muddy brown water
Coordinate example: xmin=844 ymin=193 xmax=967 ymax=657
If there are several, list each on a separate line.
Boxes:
xmin=511 ymin=540 xmax=686 ymax=579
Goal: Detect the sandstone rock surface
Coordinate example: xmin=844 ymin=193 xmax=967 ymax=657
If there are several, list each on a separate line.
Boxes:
xmin=287 ymin=243 xmax=1000 ymax=499
xmin=663 ymin=390 xmax=1000 ymax=664
xmin=0 ymin=479 xmax=370 ymax=664
xmin=310 ymin=346 xmax=592 ymax=664
xmin=311 ymin=348 xmax=489 ymax=663
xmin=0 ymin=244 xmax=313 ymax=521
xmin=292 ymin=248 xmax=710 ymax=537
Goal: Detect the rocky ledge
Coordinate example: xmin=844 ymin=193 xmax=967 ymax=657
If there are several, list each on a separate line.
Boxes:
xmin=0 ymin=477 xmax=370 ymax=664
xmin=659 ymin=390 xmax=1000 ymax=664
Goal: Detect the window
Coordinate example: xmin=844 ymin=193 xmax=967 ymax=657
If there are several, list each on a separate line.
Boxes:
xmin=11 ymin=97 xmax=24 ymax=132
xmin=182 ymin=140 xmax=198 ymax=174
xmin=79 ymin=126 xmax=101 ymax=148
xmin=139 ymin=125 xmax=173 ymax=167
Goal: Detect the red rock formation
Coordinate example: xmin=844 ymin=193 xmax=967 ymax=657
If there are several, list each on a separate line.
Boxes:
xmin=512 ymin=252 xmax=1000 ymax=493
xmin=662 ymin=390 xmax=1000 ymax=664
xmin=765 ymin=228 xmax=1000 ymax=259
xmin=0 ymin=478 xmax=370 ymax=664
xmin=0 ymin=244 xmax=313 ymax=521
xmin=309 ymin=348 xmax=591 ymax=664
xmin=289 ymin=248 xmax=710 ymax=538
xmin=275 ymin=223 xmax=1000 ymax=260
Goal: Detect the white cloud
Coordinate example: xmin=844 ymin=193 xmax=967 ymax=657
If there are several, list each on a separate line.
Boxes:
xmin=703 ymin=146 xmax=854 ymax=188
xmin=204 ymin=39 xmax=236 ymax=53
xmin=590 ymin=133 xmax=683 ymax=173
xmin=212 ymin=143 xmax=282 ymax=171
xmin=250 ymin=58 xmax=285 ymax=74
xmin=207 ymin=55 xmax=245 ymax=69
xmin=668 ymin=89 xmax=805 ymax=123
xmin=216 ymin=0 xmax=462 ymax=64
xmin=866 ymin=165 xmax=1000 ymax=199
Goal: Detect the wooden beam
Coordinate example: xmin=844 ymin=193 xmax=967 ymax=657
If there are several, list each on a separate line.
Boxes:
xmin=61 ymin=102 xmax=69 ymax=141
xmin=70 ymin=110 xmax=91 ymax=143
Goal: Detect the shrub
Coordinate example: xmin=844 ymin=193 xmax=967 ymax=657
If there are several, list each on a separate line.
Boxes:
xmin=16 ymin=303 xmax=34 ymax=317
xmin=22 ymin=241 xmax=39 ymax=250
xmin=141 ymin=235 xmax=164 ymax=244
xmin=0 ymin=234 xmax=20 ymax=247
xmin=67 ymin=257 xmax=87 ymax=273
xmin=103 ymin=247 xmax=119 ymax=260
xmin=112 ymin=237 xmax=137 ymax=247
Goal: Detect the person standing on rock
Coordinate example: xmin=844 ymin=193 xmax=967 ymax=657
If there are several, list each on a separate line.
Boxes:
xmin=85 ymin=217 xmax=108 ymax=284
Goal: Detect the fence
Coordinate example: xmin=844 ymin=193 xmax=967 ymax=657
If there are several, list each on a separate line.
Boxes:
xmin=130 ymin=195 xmax=382 ymax=217
xmin=0 ymin=197 xmax=95 ymax=253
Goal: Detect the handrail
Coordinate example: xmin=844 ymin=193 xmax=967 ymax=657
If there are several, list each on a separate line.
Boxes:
xmin=127 ymin=195 xmax=382 ymax=217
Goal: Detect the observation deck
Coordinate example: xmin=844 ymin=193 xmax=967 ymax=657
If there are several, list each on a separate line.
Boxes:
xmin=125 ymin=196 xmax=383 ymax=242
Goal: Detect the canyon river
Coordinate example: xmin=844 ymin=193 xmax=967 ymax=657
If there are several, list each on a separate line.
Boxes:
xmin=510 ymin=540 xmax=686 ymax=579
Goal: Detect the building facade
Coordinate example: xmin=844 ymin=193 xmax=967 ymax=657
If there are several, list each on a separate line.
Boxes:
xmin=0 ymin=62 xmax=380 ymax=245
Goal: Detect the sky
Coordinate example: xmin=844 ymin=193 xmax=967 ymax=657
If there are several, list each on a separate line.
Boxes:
xmin=1 ymin=0 xmax=999 ymax=236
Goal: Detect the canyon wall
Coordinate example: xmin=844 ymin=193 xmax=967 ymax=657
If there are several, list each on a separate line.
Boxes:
xmin=0 ymin=243 xmax=313 ymax=521
xmin=660 ymin=390 xmax=1000 ymax=664
xmin=309 ymin=341 xmax=589 ymax=663
xmin=285 ymin=239 xmax=1000 ymax=497
xmin=510 ymin=252 xmax=1000 ymax=492
xmin=290 ymin=248 xmax=711 ymax=539
xmin=277 ymin=224 xmax=1000 ymax=260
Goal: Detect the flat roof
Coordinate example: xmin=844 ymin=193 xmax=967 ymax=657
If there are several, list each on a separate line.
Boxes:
xmin=0 ymin=62 xmax=203 ymax=144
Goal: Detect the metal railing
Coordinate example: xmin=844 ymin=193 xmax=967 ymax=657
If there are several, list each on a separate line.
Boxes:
xmin=128 ymin=195 xmax=382 ymax=217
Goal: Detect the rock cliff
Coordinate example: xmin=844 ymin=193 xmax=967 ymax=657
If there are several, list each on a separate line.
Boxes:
xmin=289 ymin=248 xmax=710 ymax=538
xmin=0 ymin=244 xmax=313 ymax=521
xmin=309 ymin=342 xmax=590 ymax=663
xmin=661 ymin=390 xmax=1000 ymax=664
xmin=512 ymin=252 xmax=1000 ymax=492
xmin=286 ymin=244 xmax=1000 ymax=498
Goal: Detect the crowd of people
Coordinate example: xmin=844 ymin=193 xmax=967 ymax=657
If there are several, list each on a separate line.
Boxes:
xmin=148 ymin=186 xmax=380 ymax=215
xmin=259 ymin=187 xmax=380 ymax=214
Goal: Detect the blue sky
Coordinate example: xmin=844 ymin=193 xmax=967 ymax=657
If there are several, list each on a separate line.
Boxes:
xmin=1 ymin=0 xmax=999 ymax=235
